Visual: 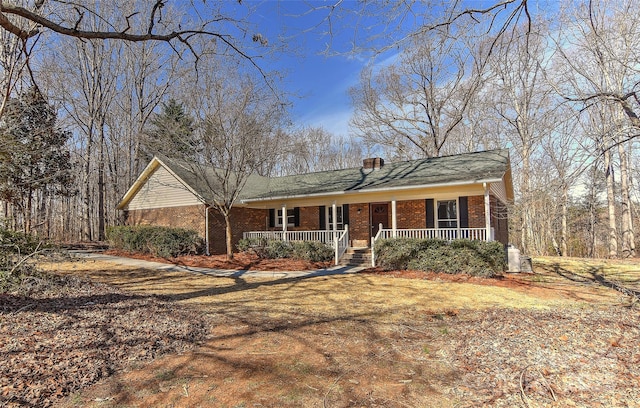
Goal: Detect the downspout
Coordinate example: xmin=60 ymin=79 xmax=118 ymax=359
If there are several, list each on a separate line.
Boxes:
xmin=205 ymin=205 xmax=210 ymax=255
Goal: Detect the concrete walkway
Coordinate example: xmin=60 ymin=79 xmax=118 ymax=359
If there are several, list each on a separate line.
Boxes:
xmin=69 ymin=251 xmax=366 ymax=279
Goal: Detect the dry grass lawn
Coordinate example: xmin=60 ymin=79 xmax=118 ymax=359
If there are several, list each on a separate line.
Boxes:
xmin=32 ymin=256 xmax=640 ymax=408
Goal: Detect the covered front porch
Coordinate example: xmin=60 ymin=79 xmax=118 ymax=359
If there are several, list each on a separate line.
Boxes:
xmin=242 ymin=188 xmax=500 ymax=266
xmin=242 ymin=225 xmax=495 ymax=266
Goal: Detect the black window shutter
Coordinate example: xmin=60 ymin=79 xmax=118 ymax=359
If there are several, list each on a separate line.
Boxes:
xmin=269 ymin=209 xmax=275 ymax=228
xmin=459 ymin=196 xmax=469 ymax=228
xmin=319 ymin=206 xmax=326 ymax=229
xmin=293 ymin=207 xmax=300 ymax=227
xmin=425 ymin=199 xmax=435 ymax=228
xmin=342 ymin=204 xmax=350 ymax=226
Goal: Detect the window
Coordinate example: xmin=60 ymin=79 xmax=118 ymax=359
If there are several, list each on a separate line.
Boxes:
xmin=437 ymin=200 xmax=457 ymax=228
xmin=276 ymin=208 xmax=295 ymax=227
xmin=326 ymin=206 xmax=344 ymax=230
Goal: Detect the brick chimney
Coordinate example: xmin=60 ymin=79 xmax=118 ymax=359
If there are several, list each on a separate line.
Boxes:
xmin=363 ymin=157 xmax=384 ymax=170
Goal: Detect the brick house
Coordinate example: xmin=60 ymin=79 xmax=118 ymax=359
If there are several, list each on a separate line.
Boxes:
xmin=116 ymin=149 xmax=514 ymax=265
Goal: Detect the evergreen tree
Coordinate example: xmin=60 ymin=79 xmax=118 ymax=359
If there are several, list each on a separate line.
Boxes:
xmin=0 ymin=87 xmax=74 ymax=233
xmin=141 ymin=99 xmax=198 ymax=159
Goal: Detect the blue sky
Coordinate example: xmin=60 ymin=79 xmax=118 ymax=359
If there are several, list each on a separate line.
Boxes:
xmin=245 ymin=1 xmax=398 ymax=137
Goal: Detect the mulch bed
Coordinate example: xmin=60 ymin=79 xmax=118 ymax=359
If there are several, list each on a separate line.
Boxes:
xmin=0 ymin=272 xmax=211 ymax=408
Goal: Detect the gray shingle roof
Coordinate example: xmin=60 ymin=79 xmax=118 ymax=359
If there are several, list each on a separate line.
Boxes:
xmin=158 ymin=149 xmax=511 ymax=204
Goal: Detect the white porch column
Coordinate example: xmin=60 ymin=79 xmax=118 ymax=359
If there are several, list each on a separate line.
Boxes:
xmin=332 ymin=202 xmax=338 ymax=233
xmin=281 ymin=204 xmax=287 ymax=240
xmin=391 ymin=198 xmax=397 ymax=237
xmin=483 ymin=183 xmax=491 ymax=241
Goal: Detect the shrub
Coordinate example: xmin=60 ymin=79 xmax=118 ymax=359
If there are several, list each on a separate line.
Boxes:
xmin=237 ymin=237 xmax=268 ymax=253
xmin=292 ymin=241 xmax=334 ymax=262
xmin=237 ymin=238 xmax=333 ymax=262
xmin=0 ymin=227 xmax=41 ymax=260
xmin=106 ymin=225 xmax=203 ymax=258
xmin=375 ymin=238 xmax=505 ymax=277
xmin=0 ymin=226 xmax=48 ymax=292
xmin=265 ymin=240 xmax=293 ymax=259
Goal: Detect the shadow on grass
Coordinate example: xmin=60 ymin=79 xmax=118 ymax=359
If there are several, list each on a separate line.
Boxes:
xmin=546 ymin=263 xmax=640 ymax=301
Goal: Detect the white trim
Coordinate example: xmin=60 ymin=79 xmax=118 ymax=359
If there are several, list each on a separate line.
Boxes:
xmin=326 ymin=205 xmax=344 ymax=230
xmin=155 ymin=157 xmax=206 ymax=201
xmin=332 ymin=202 xmax=338 ymax=232
xmin=484 ymin=183 xmax=491 ymax=242
xmin=391 ymin=198 xmax=397 ymax=237
xmin=281 ymin=205 xmax=287 ymax=234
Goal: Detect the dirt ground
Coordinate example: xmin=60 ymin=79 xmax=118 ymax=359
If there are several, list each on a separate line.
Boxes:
xmin=2 ymin=253 xmax=640 ymax=407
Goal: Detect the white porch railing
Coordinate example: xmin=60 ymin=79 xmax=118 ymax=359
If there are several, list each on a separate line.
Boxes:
xmin=243 ymin=230 xmax=344 ymax=243
xmin=371 ymin=226 xmax=495 ymax=267
xmin=378 ymin=227 xmax=493 ymax=241
xmin=334 ymin=225 xmax=349 ymax=265
xmin=371 ymin=227 xmax=384 ymax=268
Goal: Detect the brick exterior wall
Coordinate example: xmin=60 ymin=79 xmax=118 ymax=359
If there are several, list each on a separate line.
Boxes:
xmin=293 ymin=206 xmax=319 ymax=230
xmin=208 ymin=207 xmax=269 ymax=254
xmin=396 ymin=200 xmax=426 ymax=229
xmin=126 ymin=205 xmax=206 ymax=236
xmin=125 ymin=205 xmax=270 ymax=255
xmin=463 ymin=195 xmax=509 ymax=245
xmin=349 ymin=203 xmax=370 ymax=245
xmin=467 ymin=195 xmax=485 ymax=228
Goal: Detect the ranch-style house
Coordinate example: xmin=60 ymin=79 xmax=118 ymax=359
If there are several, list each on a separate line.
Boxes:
xmin=116 ymin=149 xmax=514 ymax=266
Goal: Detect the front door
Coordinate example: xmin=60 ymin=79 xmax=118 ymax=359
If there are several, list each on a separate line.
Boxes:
xmin=370 ymin=203 xmax=389 ymax=237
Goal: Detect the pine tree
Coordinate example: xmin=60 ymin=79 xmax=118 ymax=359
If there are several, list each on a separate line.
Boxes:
xmin=141 ymin=98 xmax=198 ymax=159
xmin=0 ymin=87 xmax=74 ymax=233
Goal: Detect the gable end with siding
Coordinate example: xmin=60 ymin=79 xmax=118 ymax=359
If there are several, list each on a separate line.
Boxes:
xmin=125 ymin=165 xmax=204 ymax=210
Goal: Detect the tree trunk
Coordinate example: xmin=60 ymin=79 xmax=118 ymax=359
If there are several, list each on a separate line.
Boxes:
xmin=25 ymin=190 xmax=32 ymax=234
xmin=561 ymin=183 xmax=568 ymax=256
xmin=84 ymin=129 xmax=94 ymax=242
xmin=604 ymin=148 xmax=618 ymax=258
xmin=520 ymin=146 xmax=531 ymax=254
xmin=98 ymin=127 xmax=106 ymax=241
xmin=618 ymin=141 xmax=635 ymax=257
xmin=224 ymin=210 xmax=234 ymax=260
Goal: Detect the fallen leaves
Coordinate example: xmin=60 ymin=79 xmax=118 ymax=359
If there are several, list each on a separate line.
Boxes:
xmin=0 ymin=272 xmax=211 ymax=407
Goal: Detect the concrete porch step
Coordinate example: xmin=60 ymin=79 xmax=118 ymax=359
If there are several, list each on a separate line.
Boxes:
xmin=340 ymin=247 xmax=372 ymax=267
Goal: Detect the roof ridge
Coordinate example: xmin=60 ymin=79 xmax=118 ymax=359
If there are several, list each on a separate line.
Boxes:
xmin=267 ymin=148 xmax=508 ymax=180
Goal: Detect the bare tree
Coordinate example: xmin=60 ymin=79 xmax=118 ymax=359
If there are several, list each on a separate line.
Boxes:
xmin=350 ymin=26 xmax=486 ymax=159
xmin=541 ymin=114 xmax=591 ymax=256
xmin=112 ymin=39 xmax=177 ymax=186
xmin=0 ymin=0 xmax=273 ymax=119
xmin=50 ymin=33 xmax=120 ymax=241
xmin=275 ymin=126 xmax=364 ymax=176
xmin=175 ymin=65 xmax=286 ymax=259
xmin=552 ymin=0 xmax=640 ymax=257
xmin=485 ymin=21 xmax=559 ymax=254
xmin=554 ymin=0 xmax=640 ymax=138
